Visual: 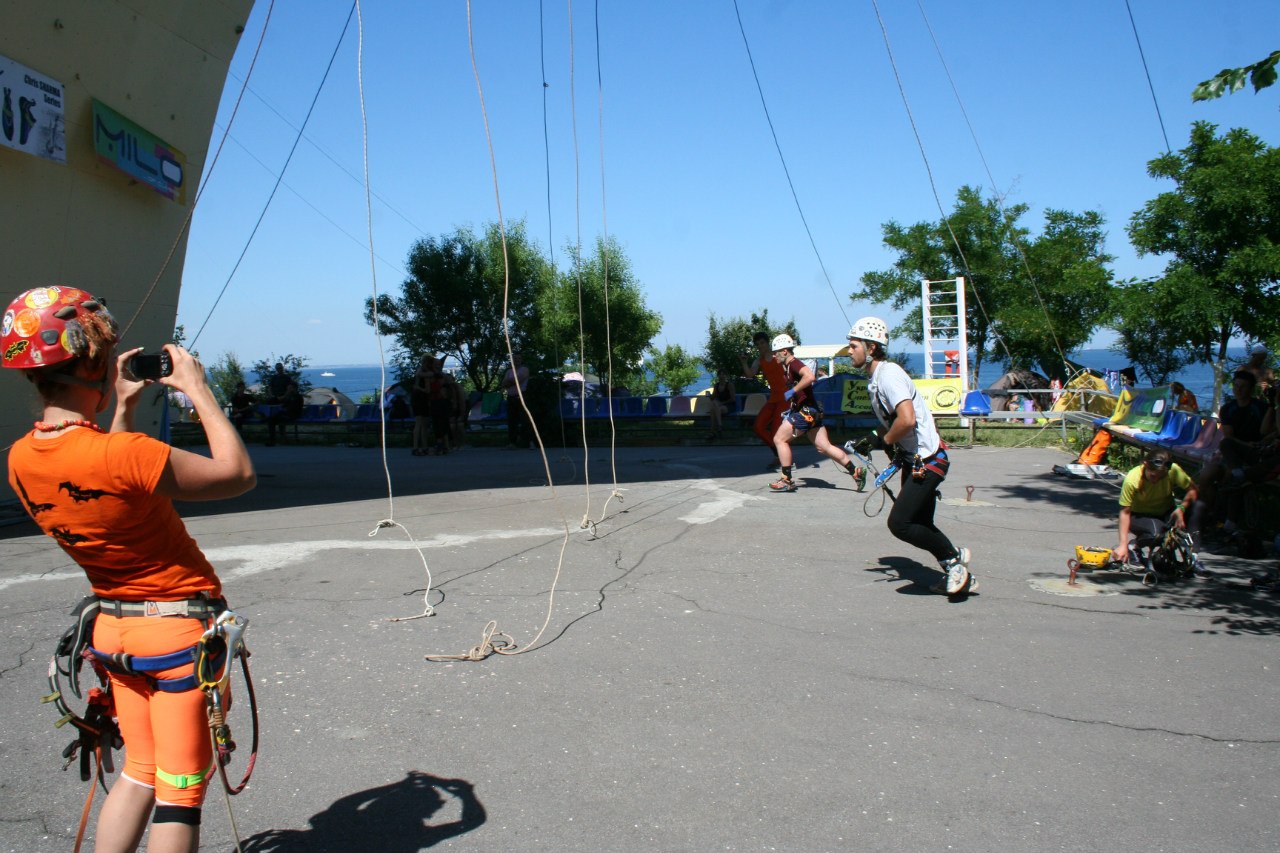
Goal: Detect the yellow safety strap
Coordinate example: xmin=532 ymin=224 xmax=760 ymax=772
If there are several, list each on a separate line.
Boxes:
xmin=155 ymin=757 xmax=215 ymax=790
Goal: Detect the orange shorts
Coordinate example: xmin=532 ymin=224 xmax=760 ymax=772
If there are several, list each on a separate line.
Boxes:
xmin=92 ymin=613 xmax=217 ymax=807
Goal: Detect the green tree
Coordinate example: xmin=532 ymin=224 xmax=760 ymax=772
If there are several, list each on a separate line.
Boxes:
xmin=703 ymin=309 xmax=799 ymax=379
xmin=208 ymin=352 xmax=248 ymax=405
xmin=853 ymin=185 xmax=1114 ymax=385
xmin=536 ymin=235 xmax=661 ymax=388
xmin=648 ymin=343 xmax=702 ymax=395
xmin=252 ymin=354 xmax=310 ymax=396
xmin=1192 ymin=49 xmax=1279 ymax=101
xmin=366 ymin=220 xmax=554 ymax=392
xmin=1108 ymin=277 xmax=1197 ymax=385
xmin=1127 ymin=122 xmax=1280 ymax=408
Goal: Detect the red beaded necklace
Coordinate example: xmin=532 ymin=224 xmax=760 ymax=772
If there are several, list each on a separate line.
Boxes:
xmin=34 ymin=418 xmax=105 ymax=434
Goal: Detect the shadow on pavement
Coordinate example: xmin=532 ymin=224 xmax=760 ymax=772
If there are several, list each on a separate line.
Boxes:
xmin=240 ymin=771 xmax=485 ymax=852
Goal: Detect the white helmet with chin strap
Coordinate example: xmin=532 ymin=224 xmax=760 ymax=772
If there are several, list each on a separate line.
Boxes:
xmin=847 ymin=316 xmax=889 ymax=346
xmin=770 ymin=333 xmax=797 ymax=352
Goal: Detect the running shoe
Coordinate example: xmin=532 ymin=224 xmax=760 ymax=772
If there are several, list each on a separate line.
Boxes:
xmin=769 ymin=476 xmax=797 ymax=493
xmin=852 ymin=465 xmax=867 ymax=492
xmin=930 ymin=547 xmax=974 ymax=595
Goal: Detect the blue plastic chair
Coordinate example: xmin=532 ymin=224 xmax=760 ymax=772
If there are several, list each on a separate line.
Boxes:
xmin=645 ymin=396 xmax=669 ymax=416
xmin=959 ymin=391 xmax=992 ymax=417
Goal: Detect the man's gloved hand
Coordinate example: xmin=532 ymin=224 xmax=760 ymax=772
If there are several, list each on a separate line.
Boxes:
xmin=891 ymin=446 xmax=914 ymax=468
xmin=784 ymin=388 xmax=796 ymax=401
xmin=854 ymin=432 xmax=885 ymax=457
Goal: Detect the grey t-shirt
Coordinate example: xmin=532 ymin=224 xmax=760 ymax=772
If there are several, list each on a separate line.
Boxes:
xmin=867 ymin=360 xmax=941 ymax=458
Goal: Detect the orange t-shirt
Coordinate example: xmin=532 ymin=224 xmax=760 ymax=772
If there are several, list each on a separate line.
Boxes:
xmin=7 ymin=428 xmax=221 ymax=600
xmin=759 ymin=357 xmax=787 ymax=402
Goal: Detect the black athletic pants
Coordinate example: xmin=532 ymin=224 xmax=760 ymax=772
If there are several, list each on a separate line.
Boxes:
xmin=886 ymin=465 xmax=958 ymax=564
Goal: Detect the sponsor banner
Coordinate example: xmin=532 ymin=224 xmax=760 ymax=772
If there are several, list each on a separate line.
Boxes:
xmin=841 ymin=378 xmax=872 ymax=414
xmin=842 ymin=375 xmax=964 ymax=415
xmin=917 ymin=377 xmax=963 ymax=414
xmin=0 ymin=54 xmax=67 ymax=163
xmin=92 ymin=99 xmax=187 ymax=203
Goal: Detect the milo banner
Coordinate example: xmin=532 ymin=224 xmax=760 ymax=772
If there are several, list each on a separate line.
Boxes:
xmin=92 ymin=99 xmax=187 ymax=204
xmin=0 ymin=54 xmax=66 ymax=163
xmin=841 ymin=376 xmax=963 ymax=415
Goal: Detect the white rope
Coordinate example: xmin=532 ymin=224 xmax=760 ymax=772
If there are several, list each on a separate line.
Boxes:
xmin=353 ymin=0 xmax=436 ymax=620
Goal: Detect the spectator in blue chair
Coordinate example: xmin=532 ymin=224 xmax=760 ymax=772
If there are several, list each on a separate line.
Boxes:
xmin=706 ymin=369 xmax=735 ymax=441
xmin=1169 ymin=381 xmax=1198 ymax=413
xmin=230 ymin=380 xmax=255 ymax=434
xmin=266 ymin=381 xmax=303 ymax=446
xmin=1199 ymin=369 xmax=1270 ymax=505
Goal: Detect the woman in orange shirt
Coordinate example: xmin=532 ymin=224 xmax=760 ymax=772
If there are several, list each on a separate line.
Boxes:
xmin=3 ymin=286 xmax=255 ymax=853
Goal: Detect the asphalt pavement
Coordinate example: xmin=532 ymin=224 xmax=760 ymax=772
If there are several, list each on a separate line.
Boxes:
xmin=1 ymin=441 xmax=1277 ymax=852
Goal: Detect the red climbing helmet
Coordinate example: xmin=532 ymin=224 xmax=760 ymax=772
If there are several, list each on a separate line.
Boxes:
xmin=1 ymin=286 xmax=119 ymax=370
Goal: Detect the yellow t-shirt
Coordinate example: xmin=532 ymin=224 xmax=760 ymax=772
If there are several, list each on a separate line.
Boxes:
xmin=1118 ymin=462 xmax=1193 ymax=517
xmin=8 ymin=428 xmax=220 ymax=600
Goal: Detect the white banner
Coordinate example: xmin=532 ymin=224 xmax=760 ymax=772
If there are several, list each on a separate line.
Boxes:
xmin=0 ymin=54 xmax=66 ymax=164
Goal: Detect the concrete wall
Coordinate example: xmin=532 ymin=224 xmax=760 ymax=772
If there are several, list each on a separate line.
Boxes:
xmin=0 ymin=1 xmax=254 ymax=446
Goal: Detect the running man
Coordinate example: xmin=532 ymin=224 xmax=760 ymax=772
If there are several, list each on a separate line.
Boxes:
xmin=740 ymin=331 xmax=789 ymax=470
xmin=846 ymin=317 xmax=975 ymax=596
xmin=767 ymin=334 xmax=863 ymax=493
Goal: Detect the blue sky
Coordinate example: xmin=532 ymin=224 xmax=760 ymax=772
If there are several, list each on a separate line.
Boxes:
xmin=178 ymin=0 xmax=1278 ymax=367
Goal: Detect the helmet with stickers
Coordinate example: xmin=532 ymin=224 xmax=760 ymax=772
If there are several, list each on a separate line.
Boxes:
xmin=846 ymin=316 xmax=889 ymax=346
xmin=770 ymin=333 xmax=797 ymax=352
xmin=1 ymin=286 xmax=118 ymax=370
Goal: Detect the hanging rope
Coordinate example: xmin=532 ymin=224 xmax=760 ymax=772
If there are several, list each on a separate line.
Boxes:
xmin=118 ymin=0 xmax=278 ymax=341
xmin=423 ymin=0 xmax=580 ymax=660
xmin=731 ymin=0 xmax=849 ymax=326
xmin=347 ymin=1 xmax=440 ymax=621
xmin=187 ymin=1 xmax=356 ymax=351
xmin=912 ymin=0 xmax=1064 ymax=373
xmin=589 ymin=0 xmax=624 ymax=526
xmin=1122 ymin=0 xmax=1173 ymax=156
xmin=869 ymin=0 xmax=1016 ymax=369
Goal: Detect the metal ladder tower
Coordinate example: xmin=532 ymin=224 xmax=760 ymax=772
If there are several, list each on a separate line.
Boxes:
xmin=920 ymin=277 xmax=968 ymax=390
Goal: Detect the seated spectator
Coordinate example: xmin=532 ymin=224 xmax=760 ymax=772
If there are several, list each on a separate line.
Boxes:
xmin=1169 ymin=381 xmax=1198 ymax=413
xmin=1199 ymin=370 xmax=1270 ymax=506
xmin=1243 ymin=343 xmax=1274 ymax=395
xmin=266 ymin=381 xmax=303 ymax=446
xmin=267 ymin=361 xmax=290 ymax=402
xmin=706 ymin=369 xmax=736 ymax=441
xmin=1111 ymin=447 xmax=1207 ymax=575
xmin=230 ymin=380 xmax=255 ymax=433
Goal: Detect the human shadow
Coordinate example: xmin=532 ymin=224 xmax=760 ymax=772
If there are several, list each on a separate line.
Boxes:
xmin=985 ymin=472 xmax=1119 ymax=520
xmin=239 ymin=771 xmax=485 ymax=852
xmin=865 ymin=555 xmax=979 ymax=602
xmin=1116 ymin=553 xmax=1280 ymax=637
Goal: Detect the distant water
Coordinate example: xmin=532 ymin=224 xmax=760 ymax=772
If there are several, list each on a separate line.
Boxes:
xmin=301 ymin=366 xmax=396 ymax=402
xmin=302 ymin=348 xmax=1250 ymax=409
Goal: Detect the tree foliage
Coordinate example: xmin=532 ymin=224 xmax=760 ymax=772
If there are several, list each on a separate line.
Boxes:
xmin=1192 ymin=49 xmax=1279 ymax=101
xmin=647 ymin=343 xmax=702 ymax=395
xmin=535 ymin=235 xmax=661 ymax=386
xmin=1126 ymin=121 xmax=1280 ymax=407
xmin=852 ymin=185 xmax=1114 ymax=385
xmin=251 ymin=354 xmax=310 ymax=395
xmin=365 ymin=221 xmax=553 ymax=393
xmin=703 ymin=309 xmax=799 ymax=378
xmin=1108 ymin=277 xmax=1198 ymax=385
xmin=208 ymin=352 xmax=248 ymax=405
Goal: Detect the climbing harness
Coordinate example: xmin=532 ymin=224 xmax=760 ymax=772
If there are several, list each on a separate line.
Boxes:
xmin=41 ymin=597 xmax=259 ymax=852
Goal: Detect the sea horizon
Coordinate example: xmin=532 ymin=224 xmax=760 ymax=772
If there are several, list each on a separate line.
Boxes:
xmin=296 ymin=346 xmax=1255 ymax=409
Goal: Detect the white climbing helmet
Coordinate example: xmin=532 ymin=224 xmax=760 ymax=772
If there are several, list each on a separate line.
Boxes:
xmin=847 ymin=316 xmax=889 ymax=346
xmin=770 ymin=333 xmax=797 ymax=352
